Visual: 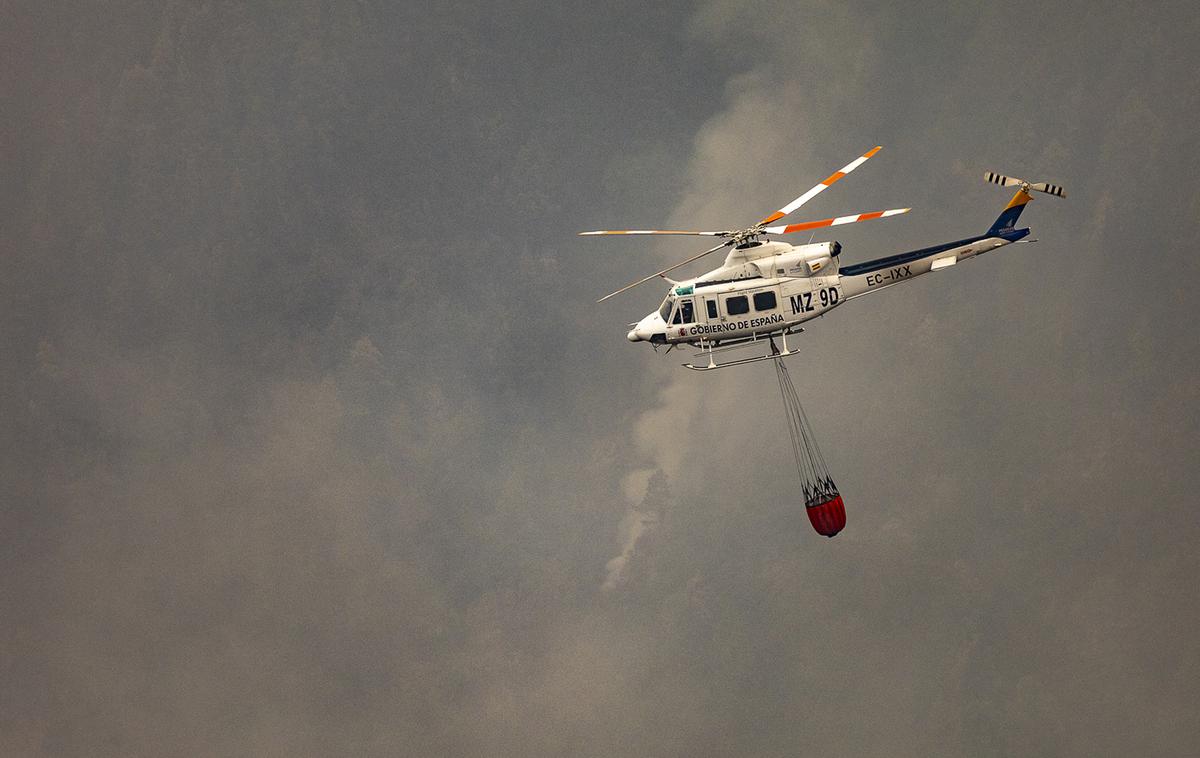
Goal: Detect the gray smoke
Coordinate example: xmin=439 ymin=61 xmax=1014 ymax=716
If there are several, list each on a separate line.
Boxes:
xmin=3 ymin=1 xmax=1198 ymax=756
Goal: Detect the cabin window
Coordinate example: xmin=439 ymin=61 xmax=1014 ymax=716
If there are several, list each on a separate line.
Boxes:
xmin=753 ymin=291 xmax=777 ymax=311
xmin=706 ymin=300 xmax=718 ymax=319
xmin=726 ymin=295 xmax=749 ymax=316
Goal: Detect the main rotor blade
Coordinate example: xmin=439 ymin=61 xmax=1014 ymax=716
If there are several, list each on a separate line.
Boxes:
xmin=757 ymin=146 xmax=883 ymax=226
xmin=597 ymin=241 xmax=732 ymax=303
xmin=579 ymin=229 xmax=728 ymax=236
xmin=760 ymin=207 xmax=910 ymax=235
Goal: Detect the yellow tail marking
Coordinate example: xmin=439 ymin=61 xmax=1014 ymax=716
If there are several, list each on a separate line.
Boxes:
xmin=1004 ymin=189 xmax=1033 ymax=210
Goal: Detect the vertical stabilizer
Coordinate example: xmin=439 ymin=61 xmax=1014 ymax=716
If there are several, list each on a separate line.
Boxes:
xmin=987 ymin=188 xmax=1034 ymax=235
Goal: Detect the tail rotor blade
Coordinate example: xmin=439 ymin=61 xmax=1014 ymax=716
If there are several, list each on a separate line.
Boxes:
xmin=1029 ymin=181 xmax=1066 ymax=198
xmin=984 ymin=171 xmax=1027 ymax=188
xmin=597 ymin=241 xmax=732 ymax=303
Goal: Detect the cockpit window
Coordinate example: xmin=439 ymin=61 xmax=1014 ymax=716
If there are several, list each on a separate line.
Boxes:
xmin=659 ymin=297 xmax=672 ymax=322
xmin=672 ymin=298 xmax=694 ymax=324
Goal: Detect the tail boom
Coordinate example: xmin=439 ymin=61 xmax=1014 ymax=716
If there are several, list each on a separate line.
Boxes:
xmin=836 ymin=169 xmax=1065 ymax=298
xmin=837 ymin=229 xmax=1027 ymax=298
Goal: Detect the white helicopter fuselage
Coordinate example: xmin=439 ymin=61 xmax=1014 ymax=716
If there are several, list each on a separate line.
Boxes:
xmin=593 ymin=153 xmax=1061 ymax=370
xmin=629 ymin=231 xmax=1022 ymax=349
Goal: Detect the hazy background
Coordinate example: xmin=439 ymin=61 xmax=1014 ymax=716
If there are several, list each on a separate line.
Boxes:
xmin=3 ymin=1 xmax=1198 ymax=755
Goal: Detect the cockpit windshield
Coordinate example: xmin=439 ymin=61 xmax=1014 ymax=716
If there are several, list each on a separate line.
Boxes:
xmin=659 ymin=297 xmax=672 ymax=322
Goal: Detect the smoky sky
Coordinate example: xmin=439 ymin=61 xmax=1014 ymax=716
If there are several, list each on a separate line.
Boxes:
xmin=3 ymin=1 xmax=1199 ymax=756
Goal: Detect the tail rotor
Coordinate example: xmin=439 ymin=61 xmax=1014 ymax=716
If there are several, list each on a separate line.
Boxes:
xmin=983 ymin=171 xmax=1066 ymax=236
xmin=984 ymin=171 xmax=1066 ymax=198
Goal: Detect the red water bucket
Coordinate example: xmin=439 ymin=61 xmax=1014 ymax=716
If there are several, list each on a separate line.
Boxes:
xmin=805 ymin=493 xmax=846 ymax=538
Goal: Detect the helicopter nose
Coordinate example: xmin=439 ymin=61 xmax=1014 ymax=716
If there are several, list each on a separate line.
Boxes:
xmin=627 ymin=328 xmax=641 ymax=342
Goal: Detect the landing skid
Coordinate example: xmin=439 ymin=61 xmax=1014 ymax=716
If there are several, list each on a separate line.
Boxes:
xmin=683 ymin=331 xmax=803 ymax=372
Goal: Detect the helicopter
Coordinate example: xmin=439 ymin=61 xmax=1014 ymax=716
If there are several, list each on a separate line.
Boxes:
xmin=581 ymin=147 xmax=1065 ymax=370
